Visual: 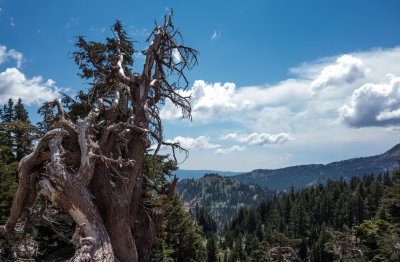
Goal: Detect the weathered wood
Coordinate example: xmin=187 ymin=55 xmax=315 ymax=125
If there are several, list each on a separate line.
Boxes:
xmin=1 ymin=11 xmax=197 ymax=262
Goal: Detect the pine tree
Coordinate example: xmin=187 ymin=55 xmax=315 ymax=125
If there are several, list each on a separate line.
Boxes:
xmin=0 ymin=98 xmax=35 ymax=223
xmin=153 ymin=194 xmax=206 ymax=262
xmin=379 ymin=170 xmax=400 ymax=224
xmin=309 ymin=224 xmax=334 ymax=262
xmin=0 ymin=99 xmax=14 ymax=164
xmin=207 ymin=234 xmax=217 ymax=262
xmin=12 ymin=98 xmax=34 ymax=161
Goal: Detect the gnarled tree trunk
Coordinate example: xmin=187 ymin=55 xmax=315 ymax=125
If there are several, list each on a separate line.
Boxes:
xmin=1 ymin=11 xmax=197 ymax=262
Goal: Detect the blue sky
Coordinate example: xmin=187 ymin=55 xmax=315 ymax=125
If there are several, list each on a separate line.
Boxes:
xmin=1 ymin=0 xmax=400 ymax=171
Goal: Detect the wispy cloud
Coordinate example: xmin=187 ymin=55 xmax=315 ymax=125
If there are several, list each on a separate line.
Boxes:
xmin=172 ymin=48 xmax=181 ymax=63
xmin=89 ymin=26 xmax=106 ymax=35
xmin=65 ymin=17 xmax=79 ymax=29
xmin=129 ymin=26 xmax=149 ymax=37
xmin=134 ymin=52 xmax=145 ymax=60
xmin=215 ymin=145 xmax=246 ymax=154
xmin=211 ymin=30 xmax=221 ymax=41
xmin=221 ymin=132 xmax=294 ymax=146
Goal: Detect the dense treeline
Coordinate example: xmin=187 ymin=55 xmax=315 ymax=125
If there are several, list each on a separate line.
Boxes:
xmin=0 ymin=98 xmax=36 ymax=224
xmin=221 ymin=172 xmax=399 ymax=261
xmin=152 ymin=194 xmax=225 ymax=262
xmin=0 ymin=98 xmax=35 ymax=227
xmin=176 ymin=173 xmax=279 ymax=229
xmin=152 ymin=194 xmax=207 ymax=262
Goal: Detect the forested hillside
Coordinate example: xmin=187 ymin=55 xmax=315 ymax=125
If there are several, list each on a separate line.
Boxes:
xmin=220 ymin=172 xmax=400 ymax=261
xmin=176 ymin=174 xmax=278 ymax=229
xmin=234 ymin=145 xmax=400 ymax=190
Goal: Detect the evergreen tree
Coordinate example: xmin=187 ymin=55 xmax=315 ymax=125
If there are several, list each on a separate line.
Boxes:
xmin=309 ymin=224 xmax=334 ymax=262
xmin=12 ymin=98 xmax=34 ymax=161
xmin=153 ymin=194 xmax=207 ymax=262
xmin=207 ymin=234 xmax=217 ymax=262
xmin=196 ymin=205 xmax=217 ymax=236
xmin=0 ymin=99 xmax=14 ymax=163
xmin=378 ymin=170 xmax=400 ymax=224
xmin=0 ymin=98 xmax=35 ymax=223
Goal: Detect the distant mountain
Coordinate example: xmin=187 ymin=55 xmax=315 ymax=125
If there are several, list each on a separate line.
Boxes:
xmin=176 ymin=174 xmax=277 ymax=230
xmin=233 ymin=143 xmax=400 ymax=191
xmin=173 ymin=169 xmax=242 ymax=180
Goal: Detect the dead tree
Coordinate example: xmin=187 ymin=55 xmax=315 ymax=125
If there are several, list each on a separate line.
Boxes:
xmin=0 ymin=11 xmax=197 ymax=262
xmin=268 ymin=246 xmax=298 ymax=262
xmin=325 ymin=230 xmax=366 ymax=262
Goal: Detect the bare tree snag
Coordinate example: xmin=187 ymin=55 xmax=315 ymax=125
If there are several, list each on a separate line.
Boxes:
xmin=1 ymin=11 xmax=197 ymax=262
xmin=268 ymin=246 xmax=298 ymax=262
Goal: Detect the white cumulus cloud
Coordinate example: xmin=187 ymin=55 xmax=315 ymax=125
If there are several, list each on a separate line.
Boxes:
xmin=339 ymin=75 xmax=400 ymax=127
xmin=160 ymin=79 xmax=311 ymax=124
xmin=166 ymin=136 xmax=220 ymax=150
xmin=215 ymin=145 xmax=246 ymax=154
xmin=0 ymin=68 xmax=59 ymax=105
xmin=160 ymin=80 xmax=240 ymax=122
xmin=0 ymin=45 xmax=59 ymax=105
xmin=311 ymin=55 xmax=366 ymax=90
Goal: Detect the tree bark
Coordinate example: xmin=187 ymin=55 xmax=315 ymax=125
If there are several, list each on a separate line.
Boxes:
xmin=1 ymin=11 xmax=197 ymax=262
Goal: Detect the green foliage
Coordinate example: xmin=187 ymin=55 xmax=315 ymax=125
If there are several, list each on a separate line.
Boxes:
xmin=206 ymin=234 xmax=217 ymax=262
xmin=353 ymin=171 xmax=400 ymax=261
xmin=309 ymin=224 xmax=334 ymax=262
xmin=0 ymin=98 xmax=36 ymax=224
xmin=152 ymin=194 xmax=207 ymax=262
xmin=0 ymin=159 xmax=18 ymax=224
xmin=62 ymin=21 xmax=136 ymax=123
xmin=377 ymin=170 xmax=400 ymax=225
xmin=144 ymin=152 xmax=177 ymax=186
xmin=196 ymin=204 xmax=217 ymax=236
xmin=354 ymin=219 xmax=400 ymax=261
xmin=221 ymin=173 xmax=393 ymax=261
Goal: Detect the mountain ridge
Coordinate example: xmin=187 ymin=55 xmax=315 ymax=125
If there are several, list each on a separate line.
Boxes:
xmin=173 ymin=169 xmax=243 ymax=180
xmin=176 ymin=173 xmax=277 ymax=230
xmin=232 ymin=143 xmax=400 ymax=190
